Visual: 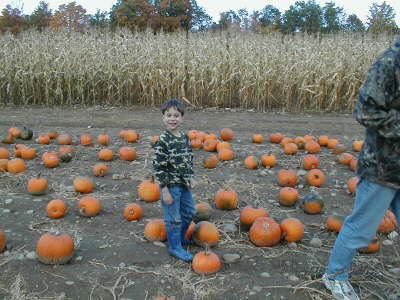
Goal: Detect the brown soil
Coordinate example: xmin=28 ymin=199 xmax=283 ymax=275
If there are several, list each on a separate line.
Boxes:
xmin=0 ymin=106 xmax=398 ymax=300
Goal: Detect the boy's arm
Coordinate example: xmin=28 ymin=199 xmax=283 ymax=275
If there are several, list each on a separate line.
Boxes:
xmin=354 ymin=56 xmax=400 ymax=139
xmin=152 ymin=138 xmax=171 ymax=188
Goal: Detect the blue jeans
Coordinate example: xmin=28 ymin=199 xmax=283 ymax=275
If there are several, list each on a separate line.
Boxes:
xmin=161 ymin=185 xmax=196 ymax=225
xmin=326 ymin=178 xmax=400 ymax=281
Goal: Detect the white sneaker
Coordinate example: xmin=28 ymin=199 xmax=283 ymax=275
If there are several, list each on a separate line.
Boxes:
xmin=322 ymin=273 xmax=360 ymax=300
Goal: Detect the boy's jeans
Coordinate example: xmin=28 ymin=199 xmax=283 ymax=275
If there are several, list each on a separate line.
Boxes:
xmin=161 ymin=185 xmax=196 ymax=224
xmin=326 ymin=178 xmax=400 ymax=281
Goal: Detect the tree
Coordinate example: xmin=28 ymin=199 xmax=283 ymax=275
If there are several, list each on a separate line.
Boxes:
xmin=189 ymin=4 xmax=212 ymax=31
xmin=367 ymin=1 xmax=398 ymax=34
xmin=281 ymin=1 xmax=323 ymax=34
xmin=322 ymin=1 xmax=345 ymax=33
xmin=343 ymin=14 xmax=365 ymax=32
xmin=29 ymin=1 xmax=52 ymax=32
xmin=218 ymin=10 xmax=241 ymax=30
xmin=50 ymin=2 xmax=90 ymax=32
xmin=259 ymin=5 xmax=282 ymax=27
xmin=0 ymin=4 xmax=26 ymax=35
xmin=90 ymin=9 xmax=109 ymax=28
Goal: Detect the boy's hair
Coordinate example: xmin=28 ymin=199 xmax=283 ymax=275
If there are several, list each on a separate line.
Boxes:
xmin=161 ymin=99 xmax=185 ymax=116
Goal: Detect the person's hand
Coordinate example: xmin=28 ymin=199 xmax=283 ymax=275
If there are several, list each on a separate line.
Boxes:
xmin=189 ymin=178 xmax=197 ymax=188
xmin=162 ymin=187 xmax=173 ymax=204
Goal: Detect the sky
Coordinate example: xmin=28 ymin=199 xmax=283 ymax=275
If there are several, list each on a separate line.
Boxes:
xmin=2 ymin=0 xmax=400 ymax=25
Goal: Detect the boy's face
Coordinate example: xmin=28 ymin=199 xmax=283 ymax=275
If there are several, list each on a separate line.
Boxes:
xmin=162 ymin=106 xmax=183 ymax=132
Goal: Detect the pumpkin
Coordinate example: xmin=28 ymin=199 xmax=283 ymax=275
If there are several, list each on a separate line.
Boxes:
xmin=42 ymin=152 xmax=60 ymax=168
xmin=260 ymin=153 xmax=276 ymax=168
xmin=338 ymin=153 xmax=355 ymax=165
xmin=302 ymin=192 xmax=324 ymax=214
xmin=20 ymin=147 xmax=37 ymax=160
xmin=358 ymin=236 xmax=380 ymax=254
xmin=219 ymin=128 xmax=234 ymax=141
xmin=78 ymin=196 xmax=101 ymax=217
xmin=1 ymin=135 xmax=14 ymax=144
xmin=280 ymin=218 xmax=305 ymax=242
xmin=144 ymin=219 xmax=167 ymax=242
xmin=150 ymin=135 xmax=160 ymax=147
xmin=347 ymin=176 xmax=359 ymax=194
xmin=193 ymin=202 xmax=213 ymax=222
xmin=244 ymin=155 xmax=259 ymax=169
xmin=119 ymin=146 xmax=137 ymax=161
xmin=98 ymin=149 xmax=114 ymax=161
xmin=36 ymin=135 xmax=50 ymax=145
xmin=203 ymin=154 xmax=219 ymax=169
xmin=14 ymin=144 xmax=27 ymax=157
xmin=27 ymin=174 xmax=48 ymax=195
xmin=184 ymin=221 xmax=196 ymax=241
xmin=239 ymin=205 xmax=268 ymax=227
xmin=277 ymin=169 xmax=297 ymax=187
xmin=269 ymin=133 xmax=283 ymax=143
xmin=305 ymin=140 xmax=320 ymax=154
xmin=249 ymin=217 xmax=281 ymax=247
xmin=196 ymin=131 xmax=206 ymax=142
xmin=8 ymin=127 xmax=20 ymax=138
xmin=187 ymin=130 xmax=198 ymax=140
xmin=0 ymin=147 xmax=9 ymax=159
xmin=216 ymin=141 xmax=231 ymax=152
xmin=204 ymin=133 xmax=218 ymax=141
xmin=60 ymin=151 xmax=73 ymax=163
xmin=283 ymin=142 xmax=298 ymax=155
xmin=92 ymin=163 xmax=109 ymax=177
xmin=97 ymin=134 xmax=110 ymax=145
xmin=46 ymin=199 xmax=67 ymax=219
xmin=304 ymin=135 xmax=315 ymax=142
xmin=138 ymin=178 xmax=160 ymax=202
xmin=123 ymin=130 xmax=139 ymax=142
xmin=7 ymin=158 xmax=26 ymax=174
xmin=217 ymin=148 xmax=234 ymax=161
xmin=327 ymin=138 xmax=339 ymax=149
xmin=191 ymin=138 xmax=202 ymax=149
xmin=192 ymin=221 xmax=220 ymax=247
xmin=378 ymin=210 xmax=397 ymax=233
xmin=0 ymin=230 xmax=6 ymax=252
xmin=280 ymin=137 xmax=294 ymax=148
xmin=332 ymin=143 xmax=347 ymax=155
xmin=0 ymin=159 xmax=8 ymax=171
xmin=278 ymin=187 xmax=299 ymax=207
xmin=214 ymin=188 xmax=238 ymax=210
xmin=326 ymin=215 xmax=344 ymax=232
xmin=252 ymin=134 xmax=264 ymax=143
xmin=46 ymin=131 xmax=58 ymax=139
xmin=59 ymin=145 xmax=73 ymax=154
xmin=80 ymin=134 xmax=93 ymax=146
xmin=123 ymin=203 xmax=143 ymax=221
xmin=352 ymin=140 xmax=364 ymax=152
xmin=192 ymin=250 xmax=221 ymax=275
xmin=294 ymin=136 xmax=306 ymax=149
xmin=306 ymin=169 xmax=325 ymax=187
xmin=203 ymin=138 xmax=218 ymax=152
xmin=349 ymin=158 xmax=357 ymax=171
xmin=20 ymin=127 xmax=33 ymax=140
xmin=36 ymin=232 xmax=74 ymax=265
xmin=57 ymin=134 xmax=73 ymax=145
xmin=73 ymin=176 xmax=94 ymax=194
xmin=119 ymin=130 xmax=128 ymax=139
xmin=302 ymin=154 xmax=319 ymax=170
xmin=318 ymin=135 xmax=329 ymax=146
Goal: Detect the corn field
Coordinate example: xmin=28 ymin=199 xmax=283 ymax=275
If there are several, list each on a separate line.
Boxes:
xmin=0 ymin=29 xmax=396 ymax=111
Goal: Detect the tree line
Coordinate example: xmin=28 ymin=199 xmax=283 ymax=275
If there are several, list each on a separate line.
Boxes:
xmin=0 ymin=0 xmax=398 ymax=35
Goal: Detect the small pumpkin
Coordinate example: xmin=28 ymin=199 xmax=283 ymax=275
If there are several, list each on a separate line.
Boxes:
xmin=252 ymin=134 xmax=264 ymax=143
xmin=59 ymin=145 xmax=73 ymax=154
xmin=92 ymin=163 xmax=109 ymax=177
xmin=358 ymin=236 xmax=380 ymax=254
xmin=239 ymin=205 xmax=268 ymax=227
xmin=294 ymin=136 xmax=306 ymax=149
xmin=277 ymin=169 xmax=297 ymax=187
xmin=219 ymin=128 xmax=234 ymax=141
xmin=192 ymin=250 xmax=221 ymax=275
xmin=144 ymin=219 xmax=167 ymax=242
xmin=27 ymin=174 xmax=48 ymax=195
xmin=20 ymin=147 xmax=37 ymax=160
xmin=46 ymin=199 xmax=67 ymax=219
xmin=119 ymin=146 xmax=137 ymax=161
xmin=302 ymin=192 xmax=324 ymax=214
xmin=203 ymin=154 xmax=219 ymax=169
xmin=150 ymin=135 xmax=160 ymax=147
xmin=78 ymin=196 xmax=101 ymax=217
xmin=216 ymin=141 xmax=231 ymax=152
xmin=0 ymin=230 xmax=6 ymax=252
xmin=327 ymin=138 xmax=340 ymax=149
xmin=7 ymin=158 xmax=26 ymax=174
xmin=191 ymin=138 xmax=203 ymax=149
xmin=46 ymin=131 xmax=58 ymax=139
xmin=214 ymin=188 xmax=238 ymax=210
xmin=269 ymin=133 xmax=284 ymax=143
xmin=36 ymin=135 xmax=50 ymax=145
xmin=123 ymin=203 xmax=143 ymax=221
xmin=14 ymin=144 xmax=27 ymax=157
xmin=217 ymin=148 xmax=234 ymax=161
xmin=97 ymin=134 xmax=110 ymax=145
xmin=0 ymin=159 xmax=8 ymax=171
xmin=302 ymin=154 xmax=319 ymax=170
xmin=283 ymin=142 xmax=298 ymax=155
xmin=8 ymin=127 xmax=20 ymax=138
xmin=349 ymin=158 xmax=357 ymax=171
xmin=193 ymin=202 xmax=213 ymax=222
xmin=0 ymin=147 xmax=9 ymax=159
xmin=249 ymin=216 xmax=281 ymax=247
xmin=42 ymin=152 xmax=60 ymax=168
xmin=278 ymin=187 xmax=299 ymax=207
xmin=352 ymin=140 xmax=364 ymax=152
xmin=57 ymin=134 xmax=73 ymax=145
xmin=19 ymin=126 xmax=33 ymax=140
xmin=326 ymin=215 xmax=345 ymax=232
xmin=60 ymin=151 xmax=73 ymax=163
xmin=332 ymin=143 xmax=347 ymax=155
xmin=138 ymin=178 xmax=160 ymax=202
xmin=98 ymin=149 xmax=114 ymax=161
xmin=187 ymin=130 xmax=198 ymax=140
xmin=36 ymin=232 xmax=74 ymax=265
xmin=244 ymin=155 xmax=259 ymax=169
xmin=306 ymin=169 xmax=325 ymax=187
xmin=318 ymin=135 xmax=329 ymax=146
xmin=347 ymin=176 xmax=359 ymax=195
xmin=1 ymin=135 xmax=14 ymax=144
xmin=338 ymin=153 xmax=355 ymax=165
xmin=73 ymin=176 xmax=94 ymax=194
xmin=123 ymin=130 xmax=139 ymax=142
xmin=203 ymin=138 xmax=218 ymax=152
xmin=280 ymin=137 xmax=294 ymax=148
xmin=80 ymin=134 xmax=93 ymax=146
xmin=260 ymin=153 xmax=276 ymax=168
xmin=280 ymin=218 xmax=305 ymax=242
xmin=304 ymin=140 xmax=320 ymax=154
xmin=192 ymin=221 xmax=220 ymax=247
xmin=378 ymin=210 xmax=397 ymax=233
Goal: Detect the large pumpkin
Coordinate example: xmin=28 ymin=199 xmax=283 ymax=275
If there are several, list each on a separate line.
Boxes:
xmin=249 ymin=217 xmax=281 ymax=247
xmin=280 ymin=218 xmax=305 ymax=242
xmin=214 ymin=188 xmax=238 ymax=210
xmin=27 ymin=175 xmax=49 ymax=195
xmin=277 ymin=169 xmax=297 ymax=187
xmin=144 ymin=219 xmax=167 ymax=242
xmin=73 ymin=176 xmax=94 ymax=194
xmin=239 ymin=205 xmax=268 ymax=227
xmin=192 ymin=221 xmax=220 ymax=247
xmin=192 ymin=250 xmax=221 ymax=275
xmin=36 ymin=232 xmax=74 ymax=264
xmin=78 ymin=196 xmax=101 ymax=217
xmin=302 ymin=192 xmax=324 ymax=214
xmin=138 ymin=179 xmax=160 ymax=202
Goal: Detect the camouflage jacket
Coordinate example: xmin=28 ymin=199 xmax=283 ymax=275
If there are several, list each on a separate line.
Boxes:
xmin=152 ymin=130 xmax=194 ymax=188
xmin=354 ymin=39 xmax=400 ymax=189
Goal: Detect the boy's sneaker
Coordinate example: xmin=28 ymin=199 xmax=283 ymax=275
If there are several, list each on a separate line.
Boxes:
xmin=322 ymin=273 xmax=360 ymax=300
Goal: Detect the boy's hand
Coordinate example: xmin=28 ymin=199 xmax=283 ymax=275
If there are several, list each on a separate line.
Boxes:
xmin=189 ymin=178 xmax=197 ymax=188
xmin=162 ymin=187 xmax=173 ymax=204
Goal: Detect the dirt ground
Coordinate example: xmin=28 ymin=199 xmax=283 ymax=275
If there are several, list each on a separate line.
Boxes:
xmin=0 ymin=106 xmax=399 ymax=300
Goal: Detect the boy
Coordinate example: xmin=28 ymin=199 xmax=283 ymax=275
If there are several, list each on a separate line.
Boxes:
xmin=153 ymin=98 xmax=196 ymax=262
xmin=323 ymin=39 xmax=400 ymax=300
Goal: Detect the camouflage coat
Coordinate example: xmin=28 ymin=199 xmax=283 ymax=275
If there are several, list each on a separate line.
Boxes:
xmin=152 ymin=130 xmax=194 ymax=188
xmin=354 ymin=39 xmax=400 ymax=189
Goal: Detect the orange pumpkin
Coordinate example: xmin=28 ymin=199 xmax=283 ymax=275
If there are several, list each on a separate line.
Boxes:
xmin=302 ymin=154 xmax=319 ymax=170
xmin=338 ymin=153 xmax=355 ymax=165
xmin=194 ymin=202 xmax=213 ymax=221
xmin=347 ymin=176 xmax=359 ymax=194
xmin=124 ymin=130 xmax=139 ymax=142
xmin=214 ymin=188 xmax=238 ymax=210
xmin=269 ymin=133 xmax=284 ymax=143
xmin=36 ymin=135 xmax=50 ymax=145
xmin=280 ymin=218 xmax=305 ymax=242
xmin=327 ymin=138 xmax=339 ymax=149
xmin=192 ymin=250 xmax=221 ymax=275
xmin=305 ymin=140 xmax=320 ymax=154
xmin=98 ymin=149 xmax=114 ymax=161
xmin=0 ymin=147 xmax=9 ymax=159
xmin=280 ymin=137 xmax=294 ymax=148
xmin=358 ymin=236 xmax=380 ymax=254
xmin=46 ymin=199 xmax=67 ymax=219
xmin=283 ymin=142 xmax=298 ymax=155
xmin=138 ymin=179 xmax=160 ymax=202
xmin=217 ymin=148 xmax=234 ymax=161
xmin=119 ymin=146 xmax=137 ymax=161
xmin=7 ymin=158 xmax=26 ymax=174
xmin=191 ymin=138 xmax=203 ymax=149
xmin=349 ymin=158 xmax=357 ymax=171
xmin=57 ymin=134 xmax=73 ymax=145
xmin=123 ymin=203 xmax=143 ymax=221
xmin=302 ymin=192 xmax=324 ymax=214
xmin=80 ymin=134 xmax=93 ymax=146
xmin=260 ymin=153 xmax=276 ymax=168
xmin=0 ymin=230 xmax=6 ymax=252
xmin=244 ymin=155 xmax=259 ymax=169
xmin=326 ymin=215 xmax=344 ymax=232
xmin=97 ymin=134 xmax=110 ymax=145
xmin=14 ymin=144 xmax=27 ymax=157
xmin=219 ymin=128 xmax=234 ymax=141
xmin=352 ymin=140 xmax=364 ymax=152
xmin=318 ymin=135 xmax=329 ymax=146
xmin=8 ymin=127 xmax=20 ymax=138
xmin=192 ymin=221 xmax=220 ymax=247
xmin=204 ymin=133 xmax=218 ymax=141
xmin=73 ymin=176 xmax=94 ymax=194
xmin=42 ymin=152 xmax=60 ymax=168
xmin=252 ymin=134 xmax=263 ymax=143
xmin=144 ymin=219 xmax=167 ymax=242
xmin=203 ymin=154 xmax=219 ymax=169
xmin=92 ymin=163 xmax=109 ymax=177
xmin=378 ymin=210 xmax=397 ymax=233
xmin=78 ymin=196 xmax=101 ymax=217
xmin=59 ymin=145 xmax=73 ymax=154
xmin=0 ymin=159 xmax=8 ymax=171
xmin=278 ymin=187 xmax=299 ymax=207
xmin=239 ymin=205 xmax=269 ymax=227
xmin=150 ymin=135 xmax=160 ymax=147
xmin=304 ymin=135 xmax=315 ymax=142
xmin=332 ymin=143 xmax=347 ymax=155
xmin=216 ymin=141 xmax=231 ymax=152
xmin=46 ymin=131 xmax=58 ymax=139
xmin=187 ymin=130 xmax=198 ymax=140
xmin=203 ymin=138 xmax=218 ymax=152
xmin=249 ymin=217 xmax=281 ymax=247
xmin=27 ymin=174 xmax=48 ymax=195
xmin=306 ymin=169 xmax=325 ymax=187
xmin=277 ymin=169 xmax=297 ymax=187
xmin=294 ymin=136 xmax=306 ymax=149
xmin=196 ymin=131 xmax=206 ymax=141
xmin=36 ymin=232 xmax=74 ymax=264
xmin=20 ymin=147 xmax=37 ymax=160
